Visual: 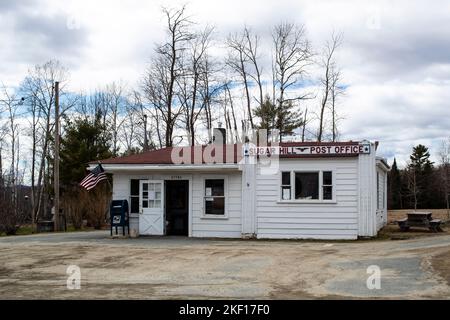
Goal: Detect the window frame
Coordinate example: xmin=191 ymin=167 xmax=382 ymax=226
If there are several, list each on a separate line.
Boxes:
xmin=281 ymin=172 xmax=292 ymax=201
xmin=202 ymin=175 xmax=228 ymax=219
xmin=129 ymin=179 xmax=141 ymax=214
xmin=278 ymin=170 xmax=336 ymax=203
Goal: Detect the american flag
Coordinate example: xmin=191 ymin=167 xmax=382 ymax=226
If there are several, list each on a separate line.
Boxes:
xmin=80 ymin=163 xmax=108 ymax=191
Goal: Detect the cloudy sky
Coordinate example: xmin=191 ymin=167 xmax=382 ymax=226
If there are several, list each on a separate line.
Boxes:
xmin=1 ymin=0 xmax=449 ymax=166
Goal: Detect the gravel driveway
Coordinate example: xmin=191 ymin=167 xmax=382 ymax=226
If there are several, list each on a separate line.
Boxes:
xmin=0 ymin=231 xmax=449 ymax=299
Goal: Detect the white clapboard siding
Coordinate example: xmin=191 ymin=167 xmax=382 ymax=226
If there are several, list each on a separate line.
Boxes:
xmin=191 ymin=172 xmax=242 ymax=238
xmin=111 ymin=173 xmax=140 ymax=231
xmin=111 ymin=170 xmax=242 ymax=238
xmin=255 ymin=158 xmax=359 ymax=240
xmin=376 ymin=167 xmax=388 ymax=231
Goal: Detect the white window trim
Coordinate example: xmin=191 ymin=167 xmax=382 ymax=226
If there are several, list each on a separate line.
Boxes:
xmin=201 ymin=175 xmax=229 ymax=219
xmin=278 ymin=170 xmax=337 ymax=204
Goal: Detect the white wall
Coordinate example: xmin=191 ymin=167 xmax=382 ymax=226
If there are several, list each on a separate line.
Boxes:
xmin=110 ymin=153 xmax=384 ymax=240
xmin=376 ymin=166 xmax=388 ymax=230
xmin=191 ymin=172 xmax=242 ymax=238
xmin=254 ymin=158 xmax=359 ymax=240
xmin=110 ymin=170 xmax=242 ymax=238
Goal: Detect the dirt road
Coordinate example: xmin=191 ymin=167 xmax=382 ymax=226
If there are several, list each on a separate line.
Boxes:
xmin=0 ymin=231 xmax=449 ymax=299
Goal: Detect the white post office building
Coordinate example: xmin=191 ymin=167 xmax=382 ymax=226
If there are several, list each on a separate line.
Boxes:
xmin=93 ymin=138 xmax=390 ymax=240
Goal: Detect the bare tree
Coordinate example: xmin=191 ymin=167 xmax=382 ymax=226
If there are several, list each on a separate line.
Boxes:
xmin=0 ymin=85 xmax=21 ymax=186
xmin=317 ymin=32 xmax=342 ymax=142
xmin=301 ymin=107 xmax=310 ymax=142
xmin=21 ymin=60 xmax=72 ymax=224
xmin=272 ymin=22 xmax=313 ymax=141
xmin=329 ymin=65 xmax=345 ymax=142
xmin=404 ymin=163 xmax=419 ymax=210
xmin=177 ymin=26 xmax=214 ymax=146
xmin=104 ymin=82 xmax=127 ymax=155
xmin=143 ymin=5 xmax=193 ymax=147
xmin=243 ymin=26 xmax=264 ymax=111
xmin=226 ymin=31 xmax=254 ymax=129
xmin=224 ymin=82 xmax=239 ymax=143
xmin=438 ymin=138 xmax=450 ymax=218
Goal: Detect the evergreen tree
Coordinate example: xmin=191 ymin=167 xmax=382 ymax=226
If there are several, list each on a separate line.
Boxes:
xmin=60 ymin=112 xmax=113 ymax=189
xmin=254 ymin=95 xmax=277 ymax=138
xmin=407 ymin=144 xmax=434 ymax=208
xmin=388 ymin=158 xmax=402 ymax=209
xmin=276 ymin=100 xmax=304 ymax=141
xmin=410 ymin=144 xmax=433 ymax=171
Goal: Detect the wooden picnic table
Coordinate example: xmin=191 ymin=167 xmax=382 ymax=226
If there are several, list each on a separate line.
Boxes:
xmin=397 ymin=211 xmax=443 ymax=232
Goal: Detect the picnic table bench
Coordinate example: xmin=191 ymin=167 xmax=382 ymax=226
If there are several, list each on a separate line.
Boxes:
xmin=397 ymin=212 xmax=443 ymax=233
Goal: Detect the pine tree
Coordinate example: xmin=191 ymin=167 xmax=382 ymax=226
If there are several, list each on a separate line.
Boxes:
xmin=407 ymin=144 xmax=434 ymax=208
xmin=60 ymin=111 xmax=113 ymax=189
xmin=254 ymin=95 xmax=277 ymax=138
xmin=276 ymin=100 xmax=304 ymax=141
xmin=388 ymin=158 xmax=402 ymax=209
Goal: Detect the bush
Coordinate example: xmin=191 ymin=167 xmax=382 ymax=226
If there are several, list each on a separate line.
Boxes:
xmin=63 ymin=187 xmax=86 ymax=230
xmin=85 ymin=187 xmax=111 ymax=229
xmin=0 ymin=184 xmax=28 ymax=235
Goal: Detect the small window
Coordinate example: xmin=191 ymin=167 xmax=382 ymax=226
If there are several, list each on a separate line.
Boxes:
xmin=295 ymin=172 xmax=319 ymax=200
xmin=323 ymin=171 xmax=333 ymax=200
xmin=281 ymin=172 xmax=291 ymax=200
xmin=204 ymin=179 xmax=225 ymax=215
xmin=377 ymin=172 xmax=380 ymax=210
xmin=130 ymin=180 xmax=140 ymax=213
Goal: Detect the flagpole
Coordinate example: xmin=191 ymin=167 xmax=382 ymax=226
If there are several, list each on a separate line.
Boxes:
xmin=54 ymin=81 xmax=60 ymax=232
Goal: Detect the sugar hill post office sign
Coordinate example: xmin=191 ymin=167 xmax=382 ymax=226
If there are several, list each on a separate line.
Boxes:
xmin=248 ymin=143 xmax=371 ymax=157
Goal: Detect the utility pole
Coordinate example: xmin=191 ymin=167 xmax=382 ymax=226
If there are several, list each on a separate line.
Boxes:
xmin=54 ymin=81 xmax=60 ymax=232
xmin=143 ymin=114 xmax=148 ymax=151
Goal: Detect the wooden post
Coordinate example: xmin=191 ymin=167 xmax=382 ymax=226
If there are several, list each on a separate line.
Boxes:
xmin=54 ymin=81 xmax=60 ymax=232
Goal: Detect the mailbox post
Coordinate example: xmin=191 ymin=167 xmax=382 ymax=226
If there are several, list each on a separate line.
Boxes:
xmin=110 ymin=200 xmax=130 ymax=236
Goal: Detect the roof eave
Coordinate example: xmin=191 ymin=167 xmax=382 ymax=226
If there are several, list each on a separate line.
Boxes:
xmin=89 ymin=163 xmax=240 ymax=172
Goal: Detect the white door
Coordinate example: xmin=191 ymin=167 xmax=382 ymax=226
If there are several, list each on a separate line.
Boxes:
xmin=139 ymin=180 xmax=164 ymax=235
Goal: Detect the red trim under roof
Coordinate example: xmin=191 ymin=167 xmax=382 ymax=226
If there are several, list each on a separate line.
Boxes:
xmin=93 ymin=141 xmax=363 ymax=165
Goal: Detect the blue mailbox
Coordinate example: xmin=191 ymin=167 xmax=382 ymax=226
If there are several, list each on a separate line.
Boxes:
xmin=110 ymin=200 xmax=130 ymax=236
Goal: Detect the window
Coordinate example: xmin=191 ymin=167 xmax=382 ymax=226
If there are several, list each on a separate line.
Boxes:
xmin=142 ymin=182 xmax=162 ymax=209
xmin=130 ymin=179 xmax=140 ymax=213
xmin=323 ymin=171 xmax=333 ymax=200
xmin=295 ymin=172 xmax=319 ymax=200
xmin=204 ymin=179 xmax=225 ymax=215
xmin=376 ymin=172 xmax=380 ymax=210
xmin=280 ymin=171 xmax=334 ymax=202
xmin=281 ymin=172 xmax=291 ymax=200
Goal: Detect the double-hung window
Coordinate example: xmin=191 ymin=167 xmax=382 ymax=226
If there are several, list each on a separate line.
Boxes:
xmin=204 ymin=179 xmax=225 ymax=216
xmin=280 ymin=171 xmax=334 ymax=202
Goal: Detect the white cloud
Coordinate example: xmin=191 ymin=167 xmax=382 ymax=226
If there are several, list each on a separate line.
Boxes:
xmin=1 ymin=0 xmax=449 ymax=168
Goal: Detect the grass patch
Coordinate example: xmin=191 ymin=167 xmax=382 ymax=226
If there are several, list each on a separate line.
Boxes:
xmin=0 ymin=224 xmax=101 ymax=237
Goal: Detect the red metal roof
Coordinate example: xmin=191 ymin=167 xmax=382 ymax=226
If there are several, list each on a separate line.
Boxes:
xmin=95 ymin=141 xmax=363 ymax=165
